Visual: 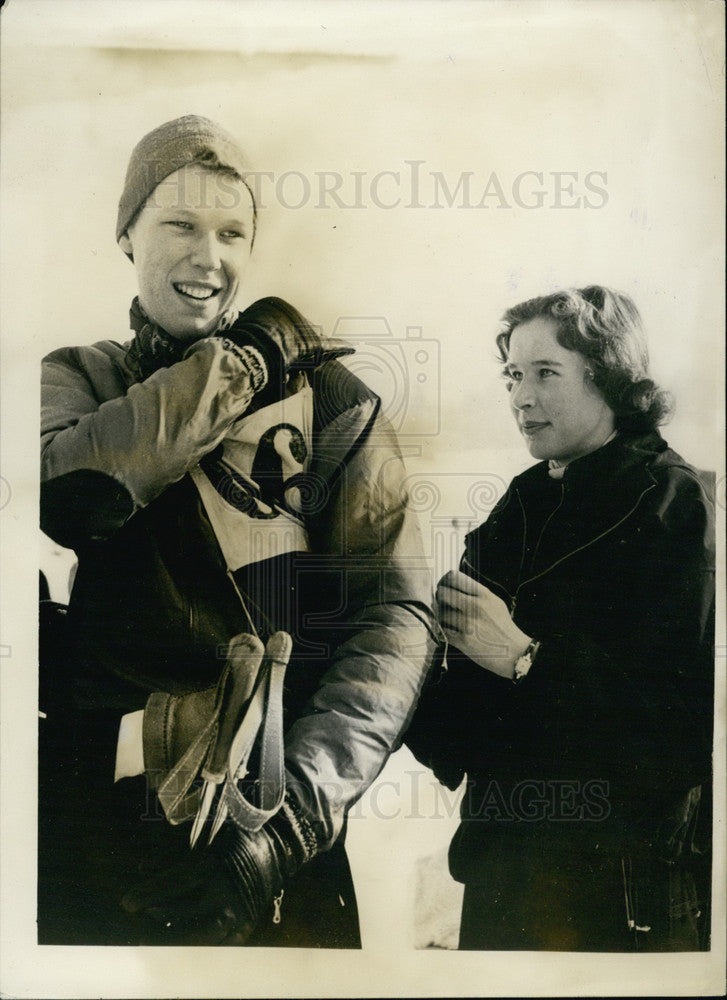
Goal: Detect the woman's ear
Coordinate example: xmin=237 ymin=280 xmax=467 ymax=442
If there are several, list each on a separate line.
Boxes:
xmin=118 ymin=232 xmax=133 ymax=254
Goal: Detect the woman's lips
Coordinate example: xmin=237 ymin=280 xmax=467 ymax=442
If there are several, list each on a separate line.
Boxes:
xmin=521 ymin=421 xmax=550 ymax=435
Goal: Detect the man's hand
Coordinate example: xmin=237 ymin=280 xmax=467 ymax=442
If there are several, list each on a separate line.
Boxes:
xmin=436 ymin=569 xmax=531 ymax=679
xmin=223 ymin=297 xmax=353 ymax=402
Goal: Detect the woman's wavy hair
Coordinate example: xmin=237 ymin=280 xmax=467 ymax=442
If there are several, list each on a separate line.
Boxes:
xmin=496 ymin=286 xmax=672 ymax=432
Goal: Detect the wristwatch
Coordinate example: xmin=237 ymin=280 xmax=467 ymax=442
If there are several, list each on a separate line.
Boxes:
xmin=512 ymin=639 xmax=541 ymax=684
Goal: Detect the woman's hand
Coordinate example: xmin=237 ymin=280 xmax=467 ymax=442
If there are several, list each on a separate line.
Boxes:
xmin=436 ymin=569 xmax=531 ymax=679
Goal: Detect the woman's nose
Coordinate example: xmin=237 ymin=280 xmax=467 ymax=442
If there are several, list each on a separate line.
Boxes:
xmin=510 ymin=378 xmax=535 ymax=410
xmin=190 ymin=231 xmax=221 ymax=271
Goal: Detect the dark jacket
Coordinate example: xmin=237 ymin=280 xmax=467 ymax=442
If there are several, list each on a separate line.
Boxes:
xmin=41 ymin=326 xmax=438 ymax=851
xmin=407 ymin=431 xmax=715 ymax=882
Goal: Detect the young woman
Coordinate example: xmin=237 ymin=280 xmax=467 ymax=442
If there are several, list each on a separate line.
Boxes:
xmin=407 ymin=286 xmax=715 ymax=951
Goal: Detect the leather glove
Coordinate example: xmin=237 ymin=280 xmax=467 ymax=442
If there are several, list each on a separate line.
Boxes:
xmin=121 ymin=804 xmax=308 ymax=945
xmin=223 ymin=296 xmax=354 ymax=404
xmin=142 ymin=633 xmax=264 ymax=797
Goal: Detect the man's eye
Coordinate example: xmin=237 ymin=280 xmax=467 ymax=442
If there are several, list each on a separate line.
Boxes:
xmin=221 ymin=230 xmax=246 ymax=241
xmin=167 ymin=220 xmax=192 ymax=230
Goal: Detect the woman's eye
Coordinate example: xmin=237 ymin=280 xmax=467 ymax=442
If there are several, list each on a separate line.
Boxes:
xmin=538 ymin=368 xmax=556 ymax=379
xmin=167 ymin=220 xmax=192 ymax=231
xmin=221 ymin=230 xmax=246 ymax=241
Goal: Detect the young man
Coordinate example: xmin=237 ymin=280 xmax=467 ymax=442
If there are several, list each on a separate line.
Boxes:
xmin=39 ymin=115 xmax=437 ymax=946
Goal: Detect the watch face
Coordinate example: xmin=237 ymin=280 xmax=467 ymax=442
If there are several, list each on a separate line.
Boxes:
xmin=513 ymin=640 xmax=540 ymax=683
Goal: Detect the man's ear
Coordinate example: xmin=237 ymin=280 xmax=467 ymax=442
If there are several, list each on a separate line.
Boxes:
xmin=118 ymin=232 xmax=134 ymax=259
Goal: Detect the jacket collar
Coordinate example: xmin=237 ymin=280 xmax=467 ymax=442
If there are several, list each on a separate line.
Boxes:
xmin=515 ymin=430 xmax=667 ymax=491
xmin=465 ymin=431 xmax=668 ymax=598
xmin=511 ymin=431 xmax=666 ymax=584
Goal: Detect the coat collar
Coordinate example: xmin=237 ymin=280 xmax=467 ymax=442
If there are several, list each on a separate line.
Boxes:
xmin=514 ymin=430 xmax=667 ymax=492
xmin=465 ymin=432 xmax=668 ymax=598
xmin=513 ymin=431 xmax=666 ymax=584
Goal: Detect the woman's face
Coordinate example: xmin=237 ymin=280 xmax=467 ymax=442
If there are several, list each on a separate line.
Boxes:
xmin=505 ymin=316 xmax=616 ymax=463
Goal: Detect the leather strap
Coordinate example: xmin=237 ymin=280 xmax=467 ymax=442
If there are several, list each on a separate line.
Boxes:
xmin=156 ymin=656 xmax=238 ymax=823
xmin=222 ymin=638 xmax=289 ymax=831
xmin=156 ymin=711 xmax=215 ymax=823
xmin=155 ymin=635 xmax=288 ymax=829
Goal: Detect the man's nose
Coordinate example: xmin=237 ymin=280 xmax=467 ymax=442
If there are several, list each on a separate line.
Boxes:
xmin=190 ymin=231 xmax=221 ymax=271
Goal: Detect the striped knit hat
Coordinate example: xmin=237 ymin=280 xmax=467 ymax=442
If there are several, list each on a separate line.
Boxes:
xmin=116 ymin=115 xmax=254 ymax=245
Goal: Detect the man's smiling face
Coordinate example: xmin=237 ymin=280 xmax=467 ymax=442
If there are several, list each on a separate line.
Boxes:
xmin=119 ymin=162 xmax=255 ymax=341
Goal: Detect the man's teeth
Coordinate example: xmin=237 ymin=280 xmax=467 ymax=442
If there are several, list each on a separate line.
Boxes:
xmin=175 ymin=283 xmax=219 ymax=300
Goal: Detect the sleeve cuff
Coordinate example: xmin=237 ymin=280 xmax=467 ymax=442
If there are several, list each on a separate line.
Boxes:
xmin=114 ymin=709 xmax=145 ymax=782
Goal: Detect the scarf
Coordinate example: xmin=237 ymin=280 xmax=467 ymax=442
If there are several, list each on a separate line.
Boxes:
xmin=126 ymin=297 xmax=236 ymax=381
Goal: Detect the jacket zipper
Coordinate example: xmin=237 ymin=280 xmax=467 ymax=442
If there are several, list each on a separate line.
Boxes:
xmin=460 ymin=486 xmax=531 ymax=616
xmin=526 ymin=482 xmax=566 ymax=576
xmin=461 ymin=480 xmax=655 ymax=615
xmin=460 ymin=556 xmax=517 ymax=613
xmin=621 ymin=856 xmax=652 ymax=934
xmin=272 ymin=888 xmax=285 ymax=924
xmin=513 ymin=480 xmax=657 ymax=603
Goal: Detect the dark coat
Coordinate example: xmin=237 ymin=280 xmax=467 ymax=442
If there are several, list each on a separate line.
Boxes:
xmin=40 ymin=326 xmax=438 ymax=853
xmin=406 ymin=430 xmax=714 ymax=944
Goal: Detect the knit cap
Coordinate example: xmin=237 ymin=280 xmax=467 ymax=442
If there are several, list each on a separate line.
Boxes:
xmin=116 ymin=114 xmax=254 ymax=243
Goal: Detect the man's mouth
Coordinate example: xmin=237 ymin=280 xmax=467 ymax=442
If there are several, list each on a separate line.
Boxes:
xmin=521 ymin=421 xmax=550 ymax=435
xmin=173 ymin=282 xmax=221 ymax=302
